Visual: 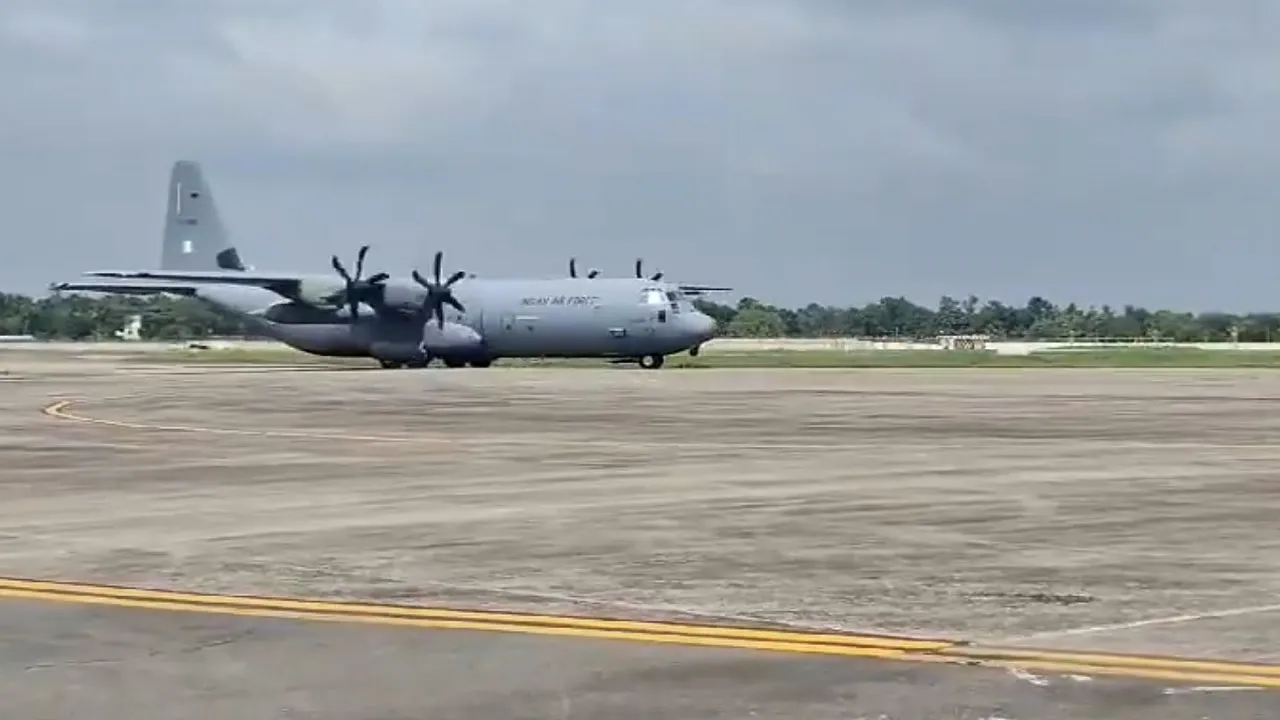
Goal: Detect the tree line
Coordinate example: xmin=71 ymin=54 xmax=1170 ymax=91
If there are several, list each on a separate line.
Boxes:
xmin=2 ymin=291 xmax=1278 ymax=342
xmin=0 ymin=293 xmax=246 ymax=341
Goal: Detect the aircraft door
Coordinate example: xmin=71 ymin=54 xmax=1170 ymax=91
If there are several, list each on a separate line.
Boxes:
xmin=486 ymin=311 xmax=539 ymax=354
xmin=627 ymin=314 xmax=655 ymax=337
xmin=623 ymin=288 xmax=663 ymax=346
xmin=644 ymin=288 xmax=666 ymax=330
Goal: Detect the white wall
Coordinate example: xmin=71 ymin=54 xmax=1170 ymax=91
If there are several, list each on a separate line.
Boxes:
xmin=702 ymin=338 xmax=1280 ymax=355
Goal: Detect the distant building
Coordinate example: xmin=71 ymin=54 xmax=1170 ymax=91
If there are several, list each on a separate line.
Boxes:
xmin=113 ymin=315 xmax=142 ymax=341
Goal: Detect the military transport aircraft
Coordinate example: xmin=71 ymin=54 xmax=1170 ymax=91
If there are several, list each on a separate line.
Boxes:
xmin=52 ymin=161 xmax=729 ymax=370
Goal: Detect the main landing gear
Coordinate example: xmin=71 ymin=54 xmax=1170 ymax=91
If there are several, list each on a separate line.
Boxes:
xmin=377 ymin=357 xmax=429 ymax=369
xmin=441 ymin=357 xmax=494 ymax=368
xmin=638 ymin=354 xmax=665 ymax=370
xmin=376 ymin=356 xmax=494 ymax=369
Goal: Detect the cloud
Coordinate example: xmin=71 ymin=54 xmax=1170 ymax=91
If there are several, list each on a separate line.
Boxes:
xmin=4 ymin=0 xmax=1280 ymax=309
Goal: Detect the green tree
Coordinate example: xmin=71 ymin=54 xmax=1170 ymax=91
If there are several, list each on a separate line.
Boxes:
xmin=4 ymin=289 xmax=1279 ymax=343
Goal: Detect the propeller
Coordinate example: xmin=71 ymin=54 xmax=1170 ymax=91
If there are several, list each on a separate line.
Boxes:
xmin=330 ymin=245 xmax=390 ymax=323
xmin=634 ymin=258 xmax=663 ymax=282
xmin=569 ymin=258 xmax=600 ymax=279
xmin=573 ymin=255 xmax=728 ymax=295
xmin=411 ymin=251 xmax=467 ymax=330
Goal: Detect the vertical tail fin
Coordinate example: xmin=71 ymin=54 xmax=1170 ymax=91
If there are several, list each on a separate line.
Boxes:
xmin=159 ymin=160 xmax=247 ymax=271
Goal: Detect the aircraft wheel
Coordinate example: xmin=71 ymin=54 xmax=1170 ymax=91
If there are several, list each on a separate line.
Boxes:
xmin=469 ymin=358 xmax=493 ymax=368
xmin=405 ymin=356 xmax=430 ymax=369
xmin=443 ymin=357 xmax=467 ymax=368
xmin=638 ymin=354 xmax=665 ymax=370
xmin=378 ymin=359 xmax=403 ymax=369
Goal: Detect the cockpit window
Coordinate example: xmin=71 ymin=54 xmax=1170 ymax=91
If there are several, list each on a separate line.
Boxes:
xmin=664 ymin=290 xmax=683 ymax=313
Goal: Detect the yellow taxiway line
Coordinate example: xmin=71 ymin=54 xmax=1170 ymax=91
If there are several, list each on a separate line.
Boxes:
xmin=0 ymin=577 xmax=941 ymax=660
xmin=2 ymin=577 xmax=1280 ymax=689
xmin=41 ymin=399 xmax=420 ymax=445
xmin=40 ymin=399 xmax=850 ymax=452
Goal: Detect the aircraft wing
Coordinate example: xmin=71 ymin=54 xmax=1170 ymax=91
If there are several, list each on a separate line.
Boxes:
xmin=678 ymin=284 xmax=733 ymax=296
xmin=50 ymin=280 xmax=199 ymax=297
xmin=83 ymin=269 xmax=302 ymax=297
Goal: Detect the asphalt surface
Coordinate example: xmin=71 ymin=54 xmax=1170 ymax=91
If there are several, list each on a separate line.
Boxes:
xmin=2 ymin=349 xmax=1280 ymax=718
xmin=5 ymin=598 xmax=1268 ymax=720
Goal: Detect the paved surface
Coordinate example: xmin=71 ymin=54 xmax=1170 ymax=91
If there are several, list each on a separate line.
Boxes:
xmin=3 ymin=350 xmax=1280 ymax=717
xmin=4 ymin=598 xmax=1270 ymax=720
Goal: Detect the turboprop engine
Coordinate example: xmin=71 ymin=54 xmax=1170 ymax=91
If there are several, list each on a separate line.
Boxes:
xmin=420 ymin=321 xmax=483 ymax=354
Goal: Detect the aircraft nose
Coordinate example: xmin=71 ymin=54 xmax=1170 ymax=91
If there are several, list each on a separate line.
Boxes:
xmin=688 ymin=312 xmax=716 ymax=342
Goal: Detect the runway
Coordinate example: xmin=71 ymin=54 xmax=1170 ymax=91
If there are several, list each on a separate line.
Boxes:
xmin=3 ymin=351 xmax=1280 ymax=717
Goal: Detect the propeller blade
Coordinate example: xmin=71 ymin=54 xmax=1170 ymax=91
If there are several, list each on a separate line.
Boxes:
xmin=635 ymin=258 xmax=643 ymax=279
xmin=331 ymin=256 xmax=351 ymax=283
xmin=445 ymin=270 xmax=466 ymax=287
xmin=433 ymin=251 xmax=443 ymax=284
xmin=569 ymin=258 xmax=577 ymax=278
xmin=587 ymin=269 xmax=599 ymax=279
xmin=367 ymin=272 xmax=389 ymax=284
xmin=443 ymin=295 xmax=466 ymax=314
xmin=355 ymin=245 xmax=369 ymax=279
xmin=411 ymin=269 xmax=429 ymax=288
xmin=434 ymin=305 xmax=446 ymax=330
xmin=650 ymin=272 xmax=664 ymax=281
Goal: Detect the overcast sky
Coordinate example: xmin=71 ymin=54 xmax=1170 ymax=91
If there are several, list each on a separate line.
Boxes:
xmin=4 ymin=1 xmax=1280 ymax=310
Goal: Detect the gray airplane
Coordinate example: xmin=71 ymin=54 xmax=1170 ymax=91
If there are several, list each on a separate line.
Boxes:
xmin=53 ymin=161 xmax=729 ymax=370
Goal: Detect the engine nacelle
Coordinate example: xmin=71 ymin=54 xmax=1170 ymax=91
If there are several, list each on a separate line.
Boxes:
xmin=294 ymin=278 xmax=347 ymax=308
xmin=421 ymin=321 xmax=485 ymax=355
xmin=380 ymin=284 xmax=427 ymax=313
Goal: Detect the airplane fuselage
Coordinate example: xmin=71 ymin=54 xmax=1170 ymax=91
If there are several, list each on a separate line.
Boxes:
xmin=194 ymin=277 xmax=716 ymax=367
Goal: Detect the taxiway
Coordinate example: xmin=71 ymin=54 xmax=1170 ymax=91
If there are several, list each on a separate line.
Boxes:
xmin=3 ymin=350 xmax=1279 ymax=717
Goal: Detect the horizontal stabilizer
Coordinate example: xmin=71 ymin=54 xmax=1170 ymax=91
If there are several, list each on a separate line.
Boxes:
xmin=50 ymin=280 xmax=199 ymax=297
xmin=85 ymin=269 xmax=299 ymax=289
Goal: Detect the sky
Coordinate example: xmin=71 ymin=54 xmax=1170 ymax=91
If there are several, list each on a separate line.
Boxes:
xmin=3 ymin=0 xmax=1280 ymax=311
